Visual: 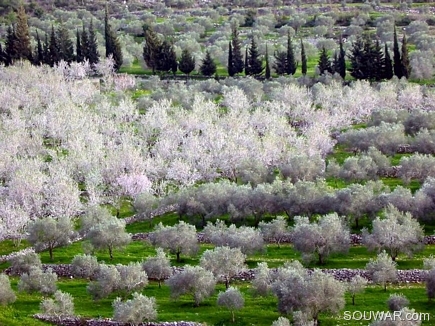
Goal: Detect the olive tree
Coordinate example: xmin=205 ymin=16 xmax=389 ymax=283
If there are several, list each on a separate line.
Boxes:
xmin=347 ymin=275 xmax=367 ymax=305
xmin=203 ymin=220 xmax=264 ymax=255
xmin=71 ymin=254 xmax=99 ymax=279
xmin=258 ymin=216 xmax=290 ymax=247
xmin=112 ymin=292 xmax=157 ymax=323
xmin=200 ymin=246 xmax=246 ymax=289
xmin=365 ymin=251 xmax=398 ymax=292
xmin=149 ymin=221 xmax=198 ymax=262
xmin=27 ymin=216 xmax=75 ymax=261
xmin=291 ymin=213 xmax=350 ymax=265
xmin=0 ymin=274 xmax=16 ymax=305
xmin=362 ymin=205 xmax=425 ymax=261
xmin=18 ymin=266 xmax=57 ymax=296
xmin=216 ymin=287 xmax=244 ymax=323
xmin=86 ymin=216 xmax=131 ymax=260
xmin=165 ymin=265 xmax=216 ymax=307
xmin=251 ymin=262 xmax=272 ymax=297
xmin=271 ymin=265 xmax=345 ymax=324
xmin=8 ymin=251 xmax=42 ymax=275
xmin=40 ymin=290 xmax=74 ymax=317
xmin=142 ymin=247 xmax=172 ymax=288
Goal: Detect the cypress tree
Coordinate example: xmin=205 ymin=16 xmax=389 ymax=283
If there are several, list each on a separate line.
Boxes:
xmin=15 ymin=5 xmax=32 ymax=61
xmin=244 ymin=46 xmax=249 ymax=76
xmin=301 ymin=39 xmax=307 ymax=75
xmin=286 ymin=32 xmax=297 ymax=75
xmin=5 ymin=25 xmax=18 ymax=65
xmin=33 ymin=30 xmax=44 ymax=65
xmin=104 ymin=6 xmax=122 ymax=71
xmin=80 ymin=23 xmax=89 ymax=62
xmin=332 ymin=51 xmax=339 ymax=75
xmin=42 ymin=33 xmax=50 ymax=65
xmin=401 ymin=34 xmax=411 ymax=79
xmin=265 ymin=44 xmax=271 ymax=79
xmin=393 ymin=25 xmax=403 ymax=79
xmin=273 ymin=50 xmax=287 ymax=75
xmin=156 ymin=40 xmax=176 ymax=75
xmin=88 ymin=19 xmax=100 ymax=65
xmin=231 ymin=26 xmax=244 ymax=75
xmin=246 ymin=36 xmax=263 ymax=76
xmin=318 ymin=47 xmax=332 ymax=75
xmin=48 ymin=25 xmax=60 ymax=67
xmin=383 ymin=43 xmax=393 ymax=80
xmin=349 ymin=36 xmax=365 ymax=80
xmin=200 ymin=50 xmax=216 ymax=76
xmin=143 ymin=25 xmax=161 ymax=75
xmin=178 ymin=48 xmax=195 ymax=76
xmin=57 ymin=23 xmax=74 ymax=63
xmin=228 ymin=41 xmax=234 ymax=77
xmin=76 ymin=29 xmax=83 ymax=62
xmin=337 ymin=37 xmax=346 ymax=79
xmin=371 ymin=39 xmax=384 ymax=81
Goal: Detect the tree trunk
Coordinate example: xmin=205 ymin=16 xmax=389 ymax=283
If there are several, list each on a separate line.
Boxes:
xmin=225 ymin=277 xmax=229 ymax=289
xmin=158 ymin=280 xmax=161 ymax=288
xmin=49 ymin=246 xmax=53 ymax=261
xmin=109 ymin=246 xmax=113 ymax=260
xmin=232 ymin=310 xmax=235 ymax=323
xmin=318 ymin=253 xmax=323 ymax=265
xmin=176 ymin=251 xmax=180 ymax=262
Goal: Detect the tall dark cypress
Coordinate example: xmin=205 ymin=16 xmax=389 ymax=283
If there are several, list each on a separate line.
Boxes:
xmin=57 ymin=23 xmax=75 ymax=63
xmin=228 ymin=41 xmax=234 ymax=77
xmin=143 ymin=25 xmax=161 ymax=75
xmin=401 ymin=34 xmax=411 ymax=79
xmin=200 ymin=50 xmax=216 ymax=76
xmin=286 ymin=32 xmax=297 ymax=75
xmin=76 ymin=29 xmax=83 ymax=62
xmin=337 ymin=37 xmax=346 ymax=79
xmin=246 ymin=36 xmax=263 ymax=76
xmin=244 ymin=46 xmax=249 ymax=76
xmin=80 ymin=24 xmax=89 ymax=62
xmin=231 ymin=26 xmax=244 ymax=75
xmin=104 ymin=5 xmax=122 ymax=70
xmin=265 ymin=44 xmax=271 ymax=79
xmin=33 ymin=30 xmax=44 ymax=65
xmin=88 ymin=19 xmax=100 ymax=65
xmin=393 ymin=25 xmax=403 ymax=79
xmin=301 ymin=39 xmax=307 ymax=75
xmin=273 ymin=51 xmax=287 ymax=75
xmin=5 ymin=25 xmax=18 ymax=65
xmin=42 ymin=33 xmax=50 ymax=65
xmin=318 ymin=47 xmax=332 ymax=75
xmin=371 ymin=39 xmax=384 ymax=81
xmin=48 ymin=25 xmax=60 ymax=66
xmin=383 ymin=43 xmax=393 ymax=80
xmin=349 ymin=36 xmax=365 ymax=80
xmin=178 ymin=48 xmax=195 ymax=76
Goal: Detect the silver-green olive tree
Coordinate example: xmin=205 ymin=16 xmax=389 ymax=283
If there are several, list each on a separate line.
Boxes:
xmin=365 ymin=251 xmax=398 ymax=292
xmin=362 ymin=205 xmax=425 ymax=261
xmin=149 ymin=221 xmax=198 ymax=262
xmin=0 ymin=274 xmax=16 ymax=305
xmin=165 ymin=265 xmax=216 ymax=307
xmin=200 ymin=246 xmax=246 ymax=289
xmin=112 ymin=292 xmax=157 ymax=323
xmin=142 ymin=247 xmax=172 ymax=288
xmin=216 ymin=286 xmax=244 ymax=323
xmin=27 ymin=216 xmax=75 ymax=261
xmin=291 ymin=213 xmax=350 ymax=265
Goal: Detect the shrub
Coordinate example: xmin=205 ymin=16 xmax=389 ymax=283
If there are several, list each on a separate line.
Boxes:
xmin=18 ymin=266 xmax=57 ymax=296
xmin=387 ymin=293 xmax=409 ymax=312
xmin=40 ymin=290 xmax=74 ymax=317
xmin=8 ymin=251 xmax=42 ymax=275
xmin=0 ymin=274 xmax=16 ymax=305
xmin=112 ymin=292 xmax=157 ymax=323
xmin=71 ymin=254 xmax=99 ymax=279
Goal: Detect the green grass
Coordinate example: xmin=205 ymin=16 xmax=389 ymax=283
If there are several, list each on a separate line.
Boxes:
xmin=2 ymin=278 xmax=434 ymax=326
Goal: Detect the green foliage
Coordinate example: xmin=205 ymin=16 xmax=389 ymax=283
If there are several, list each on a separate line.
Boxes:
xmin=200 ymin=50 xmax=217 ymax=76
xmin=178 ymin=48 xmax=195 ymax=75
xmin=245 ymin=37 xmax=263 ymax=76
xmin=318 ymin=46 xmax=332 ymax=75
